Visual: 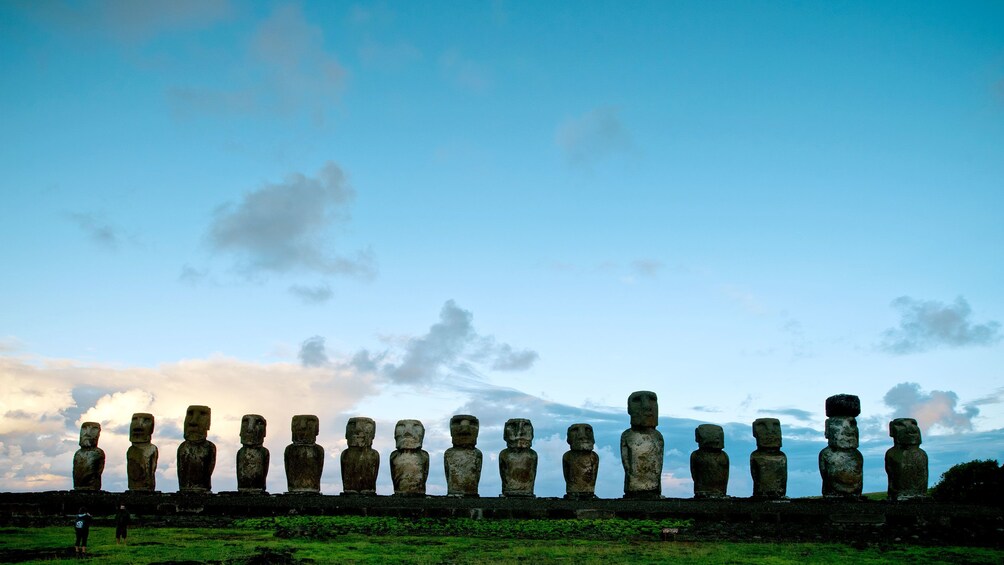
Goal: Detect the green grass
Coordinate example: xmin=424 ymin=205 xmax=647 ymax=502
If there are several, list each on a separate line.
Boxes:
xmin=1 ymin=518 xmax=1000 ymax=564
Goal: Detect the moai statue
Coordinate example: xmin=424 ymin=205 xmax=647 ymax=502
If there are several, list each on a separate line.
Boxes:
xmin=236 ymin=414 xmax=269 ymax=493
xmin=390 ymin=419 xmax=430 ymax=496
xmin=340 ymin=417 xmax=379 ymax=495
xmin=621 ymin=391 xmax=664 ymax=499
xmin=444 ymin=414 xmax=482 ymax=497
xmin=750 ymin=418 xmax=787 ymax=499
xmin=72 ymin=422 xmax=105 ymax=491
xmin=126 ymin=413 xmax=159 ymax=492
xmin=819 ymin=394 xmax=863 ymax=498
xmin=499 ymin=418 xmax=537 ymax=497
xmin=177 ymin=405 xmax=216 ymax=493
xmin=886 ymin=417 xmax=929 ymax=501
xmin=285 ymin=415 xmax=323 ymax=494
xmin=691 ymin=424 xmax=729 ymax=498
xmin=562 ymin=423 xmax=599 ymax=500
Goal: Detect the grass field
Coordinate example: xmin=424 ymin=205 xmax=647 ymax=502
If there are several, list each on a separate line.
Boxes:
xmin=1 ymin=516 xmax=1000 ymax=564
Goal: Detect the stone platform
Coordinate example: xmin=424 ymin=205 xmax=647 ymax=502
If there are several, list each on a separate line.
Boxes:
xmin=2 ymin=491 xmax=1002 ymax=545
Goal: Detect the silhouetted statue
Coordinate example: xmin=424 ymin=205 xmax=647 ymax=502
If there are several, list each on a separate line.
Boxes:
xmin=236 ymin=414 xmax=269 ymax=493
xmin=341 ymin=417 xmax=379 ymax=495
xmin=444 ymin=414 xmax=482 ymax=497
xmin=177 ymin=405 xmax=216 ymax=493
xmin=691 ymin=424 xmax=729 ymax=498
xmin=621 ymin=391 xmax=664 ymax=499
xmin=285 ymin=415 xmax=323 ymax=494
xmin=126 ymin=413 xmax=158 ymax=492
xmin=819 ymin=394 xmax=862 ymax=498
xmin=499 ymin=418 xmax=537 ymax=497
xmin=750 ymin=418 xmax=787 ymax=499
xmin=73 ymin=422 xmax=105 ymax=491
xmin=886 ymin=417 xmax=929 ymax=501
xmin=390 ymin=419 xmax=429 ymax=496
xmin=562 ymin=423 xmax=599 ymax=500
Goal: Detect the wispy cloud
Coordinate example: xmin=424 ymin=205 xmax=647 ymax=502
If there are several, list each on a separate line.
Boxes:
xmin=19 ymin=0 xmax=233 ymax=43
xmin=67 ymin=212 xmax=120 ymax=250
xmin=381 ymin=300 xmax=538 ymax=384
xmin=168 ymin=3 xmax=345 ymax=124
xmin=883 ymin=382 xmax=978 ymax=433
xmin=758 ymin=407 xmax=815 ymax=423
xmin=289 ymin=283 xmax=334 ymax=304
xmin=630 ymin=259 xmax=664 ymax=279
xmin=178 ymin=264 xmax=208 ymax=285
xmin=880 ymin=296 xmax=1001 ymax=354
xmin=556 ymin=106 xmax=631 ymax=166
xmin=207 ymin=161 xmax=375 ymax=280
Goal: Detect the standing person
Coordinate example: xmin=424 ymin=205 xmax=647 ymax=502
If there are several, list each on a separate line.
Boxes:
xmin=73 ymin=506 xmax=92 ymax=556
xmin=115 ymin=504 xmax=130 ymax=545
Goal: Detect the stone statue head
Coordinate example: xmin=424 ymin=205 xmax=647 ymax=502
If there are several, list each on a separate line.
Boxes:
xmin=394 ymin=419 xmax=425 ymax=450
xmin=695 ymin=424 xmax=724 ymax=450
xmin=566 ymin=423 xmax=594 ymax=451
xmin=129 ymin=413 xmax=155 ymax=443
xmin=183 ymin=405 xmax=212 ymax=441
xmin=291 ymin=415 xmax=319 ymax=444
xmin=824 ymin=417 xmax=858 ymax=449
xmin=889 ymin=417 xmax=922 ymax=447
xmin=345 ymin=417 xmax=375 ymax=448
xmin=752 ymin=418 xmax=782 ymax=449
xmin=449 ymin=414 xmax=479 ymax=448
xmin=78 ymin=422 xmax=101 ymax=448
xmin=504 ymin=418 xmax=533 ymax=449
xmin=240 ymin=414 xmax=266 ymax=447
xmin=628 ymin=390 xmax=658 ymax=428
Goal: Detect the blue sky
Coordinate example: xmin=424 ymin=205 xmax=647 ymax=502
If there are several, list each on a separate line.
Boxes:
xmin=1 ymin=1 xmax=1002 ymax=497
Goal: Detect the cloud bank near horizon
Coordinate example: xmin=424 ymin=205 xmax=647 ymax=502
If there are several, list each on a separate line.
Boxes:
xmin=2 ymin=347 xmax=1002 ymax=497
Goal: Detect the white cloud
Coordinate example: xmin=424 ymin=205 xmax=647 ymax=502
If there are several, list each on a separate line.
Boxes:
xmin=207 ymin=161 xmax=376 ymax=280
xmin=883 ymin=382 xmax=979 ymax=433
xmin=381 ymin=300 xmax=539 ymax=384
xmin=880 ymin=296 xmax=1001 ymax=354
xmin=0 ymin=354 xmax=376 ymax=492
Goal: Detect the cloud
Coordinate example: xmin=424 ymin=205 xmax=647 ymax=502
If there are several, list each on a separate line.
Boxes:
xmin=630 ymin=259 xmax=663 ymax=278
xmin=556 ymin=106 xmax=631 ymax=165
xmin=207 ymin=161 xmax=376 ymax=280
xmin=289 ymin=283 xmax=333 ymax=304
xmin=489 ymin=343 xmax=539 ymax=371
xmin=66 ymin=212 xmax=120 ymax=250
xmin=759 ymin=408 xmax=815 ymax=423
xmin=19 ymin=0 xmax=233 ymax=43
xmin=779 ymin=316 xmax=812 ymax=359
xmin=5 ymin=351 xmax=1004 ymax=498
xmin=883 ymin=382 xmax=979 ymax=433
xmin=168 ymin=3 xmax=345 ymax=123
xmin=0 ymin=337 xmax=24 ymax=353
xmin=298 ymin=336 xmax=330 ymax=368
xmin=380 ymin=301 xmax=538 ymax=384
xmin=178 ymin=264 xmax=208 ymax=285
xmin=880 ymin=296 xmax=1001 ymax=354
xmin=0 ymin=353 xmax=376 ymax=492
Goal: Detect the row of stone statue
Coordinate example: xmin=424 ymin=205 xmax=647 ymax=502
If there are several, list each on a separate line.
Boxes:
xmin=72 ymin=392 xmax=929 ymax=501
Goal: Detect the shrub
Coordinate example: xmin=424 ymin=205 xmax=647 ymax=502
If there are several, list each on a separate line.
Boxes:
xmin=930 ymin=459 xmax=1004 ymax=505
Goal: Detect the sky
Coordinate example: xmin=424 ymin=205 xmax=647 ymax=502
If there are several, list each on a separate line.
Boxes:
xmin=1 ymin=1 xmax=1002 ymax=498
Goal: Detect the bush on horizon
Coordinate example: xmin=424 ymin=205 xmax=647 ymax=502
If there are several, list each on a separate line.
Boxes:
xmin=930 ymin=459 xmax=1004 ymax=505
